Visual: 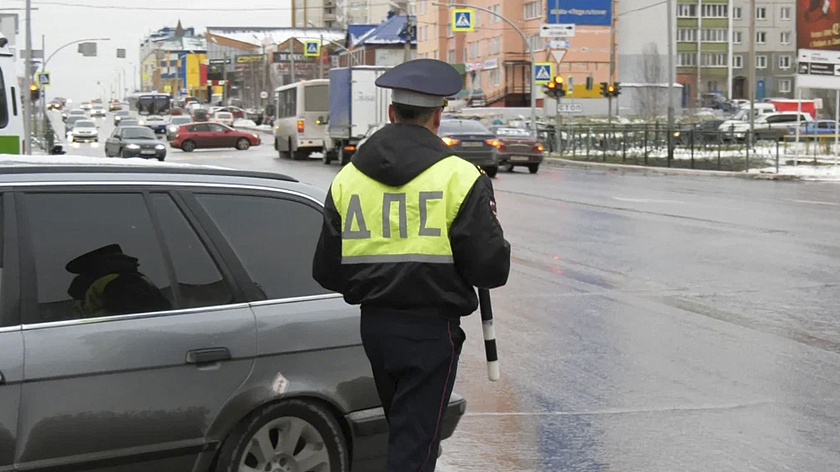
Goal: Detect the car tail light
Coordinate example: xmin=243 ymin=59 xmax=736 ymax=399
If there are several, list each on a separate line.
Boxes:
xmin=441 ymin=136 xmax=461 ymax=146
xmin=297 ymin=120 xmax=305 ymax=133
xmin=533 ymin=143 xmax=545 ymax=152
xmin=497 ymin=143 xmax=507 ymax=152
xmin=343 ymin=145 xmax=356 ymax=152
xmin=484 ymin=138 xmax=501 ymax=149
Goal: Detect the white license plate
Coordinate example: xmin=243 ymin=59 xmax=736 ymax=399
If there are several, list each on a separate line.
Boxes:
xmin=510 ymin=155 xmax=530 ymax=161
xmin=141 ymin=150 xmax=155 ymax=155
xmin=462 ymin=141 xmax=483 ymax=147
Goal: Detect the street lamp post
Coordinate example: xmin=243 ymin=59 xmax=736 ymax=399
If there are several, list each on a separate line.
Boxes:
xmin=432 ymin=2 xmax=537 ymax=135
xmin=389 ymin=2 xmax=413 ymax=63
xmin=308 ymin=22 xmax=327 ymax=80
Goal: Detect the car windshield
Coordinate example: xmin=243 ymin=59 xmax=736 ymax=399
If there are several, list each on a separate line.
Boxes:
xmin=146 ymin=116 xmax=163 ymax=122
xmin=732 ymin=110 xmax=749 ymax=120
xmin=171 ymin=117 xmax=191 ymax=124
xmin=70 ymin=110 xmax=85 ymax=115
xmin=120 ymin=120 xmax=139 ymax=126
xmin=122 ymin=127 xmax=156 ymax=139
xmin=117 ymin=111 xmax=131 ymax=116
xmin=75 ymin=121 xmax=95 ymax=128
xmin=216 ymin=113 xmax=232 ymax=118
xmin=495 ymin=128 xmax=530 ymax=137
xmin=439 ymin=120 xmax=491 ymax=134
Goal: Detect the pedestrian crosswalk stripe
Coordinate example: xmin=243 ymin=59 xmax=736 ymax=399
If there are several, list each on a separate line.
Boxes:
xmin=455 ymin=13 xmax=471 ymax=28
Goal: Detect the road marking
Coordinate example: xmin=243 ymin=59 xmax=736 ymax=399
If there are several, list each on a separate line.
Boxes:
xmin=790 ymin=199 xmax=840 ymax=206
xmin=613 ymin=197 xmax=683 ymax=204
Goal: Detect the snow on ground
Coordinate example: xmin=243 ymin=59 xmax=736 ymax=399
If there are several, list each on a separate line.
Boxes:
xmin=233 ymin=119 xmax=258 ymax=128
xmin=750 ymin=163 xmax=840 ymax=181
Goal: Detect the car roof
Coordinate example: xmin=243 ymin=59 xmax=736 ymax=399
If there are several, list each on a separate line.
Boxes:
xmin=0 ymin=158 xmax=322 ymax=199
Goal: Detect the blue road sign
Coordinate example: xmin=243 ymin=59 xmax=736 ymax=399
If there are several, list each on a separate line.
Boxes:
xmin=37 ymin=72 xmax=50 ymax=87
xmin=546 ymin=0 xmax=612 ymax=26
xmin=304 ymin=40 xmax=321 ymax=57
xmin=534 ymin=63 xmax=554 ymax=85
xmin=452 ymin=8 xmax=475 ymax=32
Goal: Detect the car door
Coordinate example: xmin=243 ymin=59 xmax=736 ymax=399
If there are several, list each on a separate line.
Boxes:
xmin=15 ymin=188 xmax=256 ymax=471
xmin=0 ymin=195 xmax=22 ymax=472
xmin=183 ymin=189 xmax=372 ymax=411
xmin=207 ymin=124 xmax=232 ymax=148
xmin=105 ymin=128 xmax=121 ymax=156
xmin=189 ymin=123 xmax=211 ymax=148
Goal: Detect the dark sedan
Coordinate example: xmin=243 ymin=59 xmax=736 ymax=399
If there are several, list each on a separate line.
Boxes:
xmin=104 ymin=126 xmax=167 ymax=160
xmin=674 ymin=119 xmax=725 ymax=145
xmin=491 ymin=126 xmax=544 ymax=174
xmin=439 ymin=119 xmax=499 ymax=177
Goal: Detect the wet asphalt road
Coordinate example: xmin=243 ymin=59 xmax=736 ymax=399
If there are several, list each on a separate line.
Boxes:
xmin=55 ymin=112 xmax=840 ymax=470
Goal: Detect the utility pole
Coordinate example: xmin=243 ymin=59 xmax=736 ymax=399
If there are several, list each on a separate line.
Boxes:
xmin=23 ymin=0 xmax=32 ymax=154
xmin=608 ymin=0 xmax=616 ymax=121
xmin=748 ymin=0 xmax=756 ymax=169
xmin=667 ymin=0 xmax=675 ymax=162
xmin=320 ymin=33 xmax=325 ymax=79
xmin=404 ymin=15 xmax=412 ymax=63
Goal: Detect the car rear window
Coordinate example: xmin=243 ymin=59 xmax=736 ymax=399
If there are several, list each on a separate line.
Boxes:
xmin=304 ymin=85 xmax=329 ymax=112
xmin=440 ymin=120 xmax=491 ymax=134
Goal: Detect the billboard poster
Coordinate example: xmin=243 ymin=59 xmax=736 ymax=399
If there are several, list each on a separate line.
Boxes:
xmin=798 ymin=0 xmax=840 ymax=50
xmin=546 ymin=0 xmax=612 ymax=26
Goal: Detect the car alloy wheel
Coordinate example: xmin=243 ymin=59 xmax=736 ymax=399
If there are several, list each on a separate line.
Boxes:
xmin=181 ymin=140 xmax=196 ymax=152
xmin=214 ymin=400 xmax=348 ymax=472
xmin=236 ymin=138 xmax=251 ymax=151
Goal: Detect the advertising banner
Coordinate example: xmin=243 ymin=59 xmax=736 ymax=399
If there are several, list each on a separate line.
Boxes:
xmin=798 ymin=0 xmax=840 ymax=50
xmin=546 ymin=0 xmax=612 ymax=26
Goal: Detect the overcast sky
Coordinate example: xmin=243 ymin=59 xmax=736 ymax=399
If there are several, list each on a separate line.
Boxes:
xmin=7 ymin=0 xmax=292 ymax=101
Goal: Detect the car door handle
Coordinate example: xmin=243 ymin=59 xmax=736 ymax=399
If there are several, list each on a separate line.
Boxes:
xmin=186 ymin=347 xmax=231 ymax=365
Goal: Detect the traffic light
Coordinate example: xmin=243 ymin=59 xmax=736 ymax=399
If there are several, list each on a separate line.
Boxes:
xmin=552 ymin=76 xmax=565 ymax=98
xmin=611 ymin=82 xmax=622 ymax=97
xmin=599 ymin=81 xmax=609 ymax=97
xmin=29 ymin=84 xmax=40 ymax=102
xmin=607 ymin=83 xmax=616 ymax=97
xmin=543 ymin=80 xmax=557 ymax=99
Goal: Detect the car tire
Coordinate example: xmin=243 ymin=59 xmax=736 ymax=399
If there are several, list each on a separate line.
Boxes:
xmin=528 ymin=164 xmax=540 ymax=174
xmin=213 ymin=400 xmax=349 ymax=472
xmin=236 ymin=138 xmax=251 ymax=151
xmin=323 ymin=151 xmax=335 ymax=165
xmin=181 ymin=140 xmax=196 ymax=153
xmin=484 ymin=166 xmax=498 ymax=178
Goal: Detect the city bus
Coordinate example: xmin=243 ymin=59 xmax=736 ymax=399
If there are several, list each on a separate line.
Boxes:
xmin=129 ymin=92 xmax=171 ymax=116
xmin=273 ymin=79 xmax=329 ymax=160
xmin=0 ymin=34 xmax=23 ymax=154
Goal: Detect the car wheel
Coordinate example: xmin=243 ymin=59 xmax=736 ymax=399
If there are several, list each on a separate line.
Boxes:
xmin=484 ymin=166 xmax=498 ymax=178
xmin=236 ymin=138 xmax=251 ymax=151
xmin=213 ymin=400 xmax=349 ymax=472
xmin=181 ymin=140 xmax=196 ymax=152
xmin=157 ymin=156 xmax=165 ymax=162
xmin=528 ymin=164 xmax=540 ymax=174
xmin=274 ymin=139 xmax=279 ymax=151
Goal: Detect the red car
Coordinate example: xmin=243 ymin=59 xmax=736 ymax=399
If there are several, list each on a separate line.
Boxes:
xmin=219 ymin=106 xmax=246 ymax=119
xmin=490 ymin=126 xmax=545 ymax=174
xmin=170 ymin=122 xmax=261 ymax=152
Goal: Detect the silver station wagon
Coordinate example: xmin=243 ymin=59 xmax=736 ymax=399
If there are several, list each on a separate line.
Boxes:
xmin=0 ymin=163 xmax=465 ymax=472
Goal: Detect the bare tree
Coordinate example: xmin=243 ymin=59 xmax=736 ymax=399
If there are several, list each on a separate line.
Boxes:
xmin=636 ymin=42 xmax=666 ymax=119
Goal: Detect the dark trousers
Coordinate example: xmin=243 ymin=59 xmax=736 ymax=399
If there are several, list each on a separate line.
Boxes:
xmin=360 ymin=313 xmax=465 ymax=472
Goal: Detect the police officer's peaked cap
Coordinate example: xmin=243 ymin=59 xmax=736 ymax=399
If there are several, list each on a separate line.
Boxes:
xmin=375 ymin=59 xmax=462 ymax=108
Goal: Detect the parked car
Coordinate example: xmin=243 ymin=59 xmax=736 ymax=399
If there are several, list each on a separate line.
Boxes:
xmin=726 ymin=112 xmax=813 ymax=141
xmin=143 ymin=115 xmax=168 ymax=134
xmin=67 ymin=119 xmax=99 ymax=143
xmin=166 ymin=115 xmax=193 ymax=141
xmin=674 ymin=119 xmax=725 ymax=145
xmin=214 ymin=111 xmax=235 ymax=127
xmin=0 ymin=160 xmax=467 ymax=472
xmin=171 ymin=122 xmax=261 ymax=152
xmin=438 ymin=119 xmax=499 ymax=177
xmin=103 ymin=125 xmax=167 ymax=160
xmin=113 ymin=109 xmax=132 ymax=126
xmin=788 ymin=119 xmax=838 ymax=136
xmin=490 ymin=127 xmax=544 ymax=174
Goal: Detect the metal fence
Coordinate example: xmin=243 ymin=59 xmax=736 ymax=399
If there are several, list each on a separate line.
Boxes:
xmin=540 ymin=123 xmax=834 ymax=173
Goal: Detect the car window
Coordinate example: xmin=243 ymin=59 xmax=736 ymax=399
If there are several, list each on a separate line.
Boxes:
xmin=208 ymin=124 xmax=227 ymax=132
xmin=24 ymin=193 xmax=173 ymax=323
xmin=439 ymin=120 xmax=491 ymax=134
xmin=190 ymin=124 xmax=211 ymax=132
xmin=195 ymin=194 xmax=329 ymax=300
xmin=149 ymin=194 xmax=234 ymax=309
xmin=111 ymin=128 xmax=121 ymax=138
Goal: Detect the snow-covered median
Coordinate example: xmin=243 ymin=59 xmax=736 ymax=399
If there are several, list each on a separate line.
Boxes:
xmin=750 ymin=164 xmax=840 ymax=181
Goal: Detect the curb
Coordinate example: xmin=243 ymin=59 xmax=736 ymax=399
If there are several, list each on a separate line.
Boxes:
xmin=543 ymin=157 xmax=801 ymax=181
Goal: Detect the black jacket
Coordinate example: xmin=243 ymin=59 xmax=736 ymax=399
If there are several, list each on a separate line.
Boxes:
xmin=313 ymin=123 xmax=511 ymax=320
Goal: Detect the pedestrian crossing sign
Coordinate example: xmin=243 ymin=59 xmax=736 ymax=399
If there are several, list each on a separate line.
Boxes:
xmin=304 ymin=40 xmax=321 ymax=57
xmin=452 ymin=8 xmax=475 ymax=32
xmin=37 ymin=71 xmax=51 ymax=87
xmin=534 ymin=63 xmax=553 ymax=85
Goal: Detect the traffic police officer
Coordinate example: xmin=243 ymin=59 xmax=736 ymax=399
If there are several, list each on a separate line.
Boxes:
xmin=313 ymin=58 xmax=510 ymax=472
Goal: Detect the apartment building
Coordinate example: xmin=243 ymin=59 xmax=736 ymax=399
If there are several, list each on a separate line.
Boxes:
xmin=730 ymin=0 xmax=795 ymax=100
xmin=292 ymin=0 xmax=412 ymax=28
xmin=417 ymin=0 xmax=544 ymax=107
xmin=675 ymin=0 xmax=733 ymax=107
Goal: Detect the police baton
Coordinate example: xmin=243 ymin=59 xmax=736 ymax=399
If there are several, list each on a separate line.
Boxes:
xmin=478 ymin=288 xmax=500 ymax=381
